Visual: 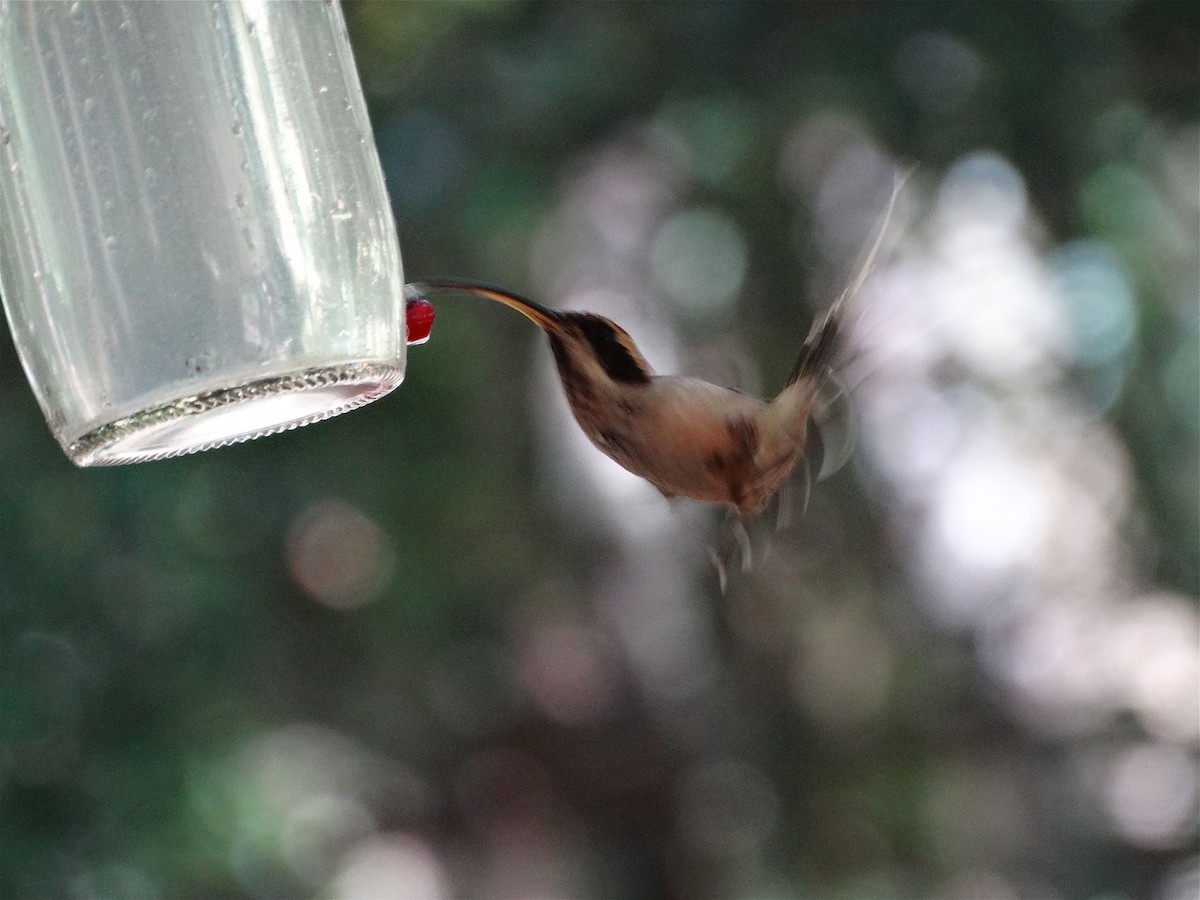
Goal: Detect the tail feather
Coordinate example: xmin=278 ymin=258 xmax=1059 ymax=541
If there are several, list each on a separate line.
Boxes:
xmin=784 ymin=165 xmax=912 ymax=389
xmin=787 ymin=309 xmax=839 ymax=387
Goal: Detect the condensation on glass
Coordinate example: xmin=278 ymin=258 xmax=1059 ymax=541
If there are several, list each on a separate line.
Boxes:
xmin=0 ymin=0 xmax=406 ymax=465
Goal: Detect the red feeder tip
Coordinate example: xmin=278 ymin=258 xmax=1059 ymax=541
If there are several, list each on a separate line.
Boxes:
xmin=405 ymin=297 xmax=435 ymax=345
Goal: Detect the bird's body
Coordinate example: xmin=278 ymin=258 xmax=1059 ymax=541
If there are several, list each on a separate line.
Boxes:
xmin=553 ymin=345 xmax=823 ymax=512
xmin=566 ymin=372 xmax=779 ymax=509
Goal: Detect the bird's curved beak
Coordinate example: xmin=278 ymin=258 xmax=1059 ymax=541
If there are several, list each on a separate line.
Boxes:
xmin=406 ymin=280 xmax=565 ymax=333
xmin=465 ymin=285 xmax=564 ymax=333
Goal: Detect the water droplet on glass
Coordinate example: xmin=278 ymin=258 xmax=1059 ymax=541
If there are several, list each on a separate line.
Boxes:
xmin=318 ymin=85 xmax=329 ymax=95
xmin=83 ymin=97 xmax=96 ymax=116
xmin=234 ymin=193 xmax=246 ymax=209
xmin=331 ymin=194 xmax=352 ymax=221
xmin=105 ymin=235 xmax=117 ymax=251
xmin=231 ymin=121 xmax=243 ymax=136
xmin=69 ymin=2 xmax=84 ymax=22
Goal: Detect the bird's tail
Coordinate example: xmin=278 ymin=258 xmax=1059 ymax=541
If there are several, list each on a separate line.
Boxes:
xmin=786 ymin=305 xmax=840 ymax=389
xmin=784 ymin=165 xmax=911 ymax=390
xmin=765 ymin=166 xmax=911 ymax=481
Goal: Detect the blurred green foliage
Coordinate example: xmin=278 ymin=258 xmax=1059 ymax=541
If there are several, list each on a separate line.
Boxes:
xmin=1 ymin=2 xmax=1197 ymax=898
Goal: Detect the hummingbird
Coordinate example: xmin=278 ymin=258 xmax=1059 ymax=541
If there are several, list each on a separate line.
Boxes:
xmin=406 ymin=175 xmax=903 ymax=518
xmin=405 ymin=278 xmax=839 ymax=516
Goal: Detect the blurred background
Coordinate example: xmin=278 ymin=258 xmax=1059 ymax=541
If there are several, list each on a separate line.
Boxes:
xmin=1 ymin=1 xmax=1197 ymax=898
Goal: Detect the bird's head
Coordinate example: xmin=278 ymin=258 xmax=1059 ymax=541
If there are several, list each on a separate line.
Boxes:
xmin=547 ymin=312 xmax=654 ymax=387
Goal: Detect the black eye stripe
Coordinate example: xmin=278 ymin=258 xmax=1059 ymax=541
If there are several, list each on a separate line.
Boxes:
xmin=576 ymin=316 xmax=651 ymax=385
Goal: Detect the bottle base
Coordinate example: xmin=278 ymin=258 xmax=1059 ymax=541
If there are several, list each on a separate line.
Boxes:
xmin=67 ymin=362 xmax=403 ymax=466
